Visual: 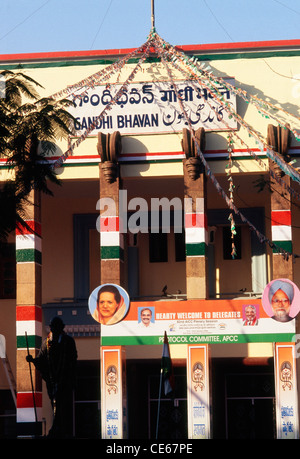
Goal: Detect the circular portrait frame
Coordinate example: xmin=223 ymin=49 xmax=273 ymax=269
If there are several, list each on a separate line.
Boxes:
xmin=262 ymin=278 xmax=300 ymax=322
xmin=88 ymin=283 xmax=130 ymax=325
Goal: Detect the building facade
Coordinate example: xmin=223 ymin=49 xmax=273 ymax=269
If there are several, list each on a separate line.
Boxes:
xmin=1 ymin=37 xmax=300 ymax=439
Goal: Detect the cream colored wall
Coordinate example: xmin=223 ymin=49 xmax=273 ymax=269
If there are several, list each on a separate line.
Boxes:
xmin=14 ymin=53 xmax=300 ymax=180
xmin=41 ymin=180 xmax=99 ymax=303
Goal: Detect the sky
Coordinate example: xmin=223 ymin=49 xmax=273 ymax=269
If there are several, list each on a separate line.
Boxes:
xmin=0 ymin=0 xmax=300 ymax=55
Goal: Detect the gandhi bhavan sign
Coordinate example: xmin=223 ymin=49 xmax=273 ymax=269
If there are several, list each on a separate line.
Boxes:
xmin=70 ymin=79 xmax=237 ymax=135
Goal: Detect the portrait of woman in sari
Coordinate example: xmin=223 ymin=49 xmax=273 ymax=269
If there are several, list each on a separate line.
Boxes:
xmin=90 ymin=284 xmax=129 ymax=325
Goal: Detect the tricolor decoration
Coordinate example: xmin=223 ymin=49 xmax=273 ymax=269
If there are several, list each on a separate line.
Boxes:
xmin=15 ymin=193 xmax=43 ymax=436
xmin=100 ymin=216 xmax=124 ymax=262
xmin=271 ymin=210 xmax=292 ymax=255
xmin=16 ymin=220 xmax=42 ymax=265
xmin=16 ymin=309 xmax=42 ymax=429
xmin=184 ymin=202 xmax=207 ymax=257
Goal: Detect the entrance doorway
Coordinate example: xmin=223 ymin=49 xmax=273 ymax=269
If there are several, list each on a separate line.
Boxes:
xmin=213 ymin=359 xmax=276 ymax=439
xmin=127 ymin=358 xmax=276 ymax=439
xmin=148 ymin=374 xmax=187 ymax=439
xmin=226 ymin=398 xmax=275 ymax=439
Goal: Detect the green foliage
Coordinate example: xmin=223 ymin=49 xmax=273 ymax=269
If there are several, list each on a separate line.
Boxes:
xmin=0 ymin=70 xmax=75 ymax=240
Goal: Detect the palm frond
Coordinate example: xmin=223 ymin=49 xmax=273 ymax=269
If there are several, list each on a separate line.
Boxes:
xmin=0 ymin=71 xmax=74 ymax=241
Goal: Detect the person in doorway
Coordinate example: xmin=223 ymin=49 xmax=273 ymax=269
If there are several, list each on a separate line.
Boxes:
xmin=268 ymin=280 xmax=294 ymax=322
xmin=26 ymin=316 xmax=77 ymax=438
xmin=93 ymin=284 xmax=126 ymax=325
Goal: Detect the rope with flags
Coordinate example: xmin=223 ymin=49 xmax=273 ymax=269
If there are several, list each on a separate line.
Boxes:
xmin=41 ymin=28 xmax=300 ymax=261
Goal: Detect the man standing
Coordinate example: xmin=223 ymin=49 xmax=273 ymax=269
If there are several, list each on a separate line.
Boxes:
xmin=26 ymin=316 xmax=77 ymax=438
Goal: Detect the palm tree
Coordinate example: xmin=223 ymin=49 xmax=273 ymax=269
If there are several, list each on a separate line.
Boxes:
xmin=0 ymin=70 xmax=74 ymax=240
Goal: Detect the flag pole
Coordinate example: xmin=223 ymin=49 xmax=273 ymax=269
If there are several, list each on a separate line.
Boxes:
xmin=155 ymin=366 xmax=163 ymax=439
xmin=151 ymin=0 xmax=155 ymax=29
xmin=156 ymin=331 xmax=174 ymax=439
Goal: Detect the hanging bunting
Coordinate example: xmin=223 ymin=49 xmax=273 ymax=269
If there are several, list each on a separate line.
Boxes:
xmin=52 ymin=37 xmax=155 ymax=169
xmin=160 ymin=34 xmax=300 ymax=184
xmin=226 ymin=133 xmax=237 ymax=259
xmin=52 ymin=29 xmax=300 ymax=184
xmin=152 ymin=32 xmax=300 ymax=199
xmin=151 ymin=38 xmax=297 ymax=261
xmin=44 ymin=29 xmax=300 ymax=260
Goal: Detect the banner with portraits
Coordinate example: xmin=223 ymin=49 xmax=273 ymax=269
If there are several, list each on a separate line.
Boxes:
xmin=89 ymin=279 xmax=299 ymax=347
xmin=90 ymin=280 xmax=300 ymax=440
xmin=98 ymin=296 xmax=297 ymax=348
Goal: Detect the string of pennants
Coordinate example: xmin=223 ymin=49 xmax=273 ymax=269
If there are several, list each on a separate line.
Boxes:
xmin=48 ymin=28 xmax=300 ymax=260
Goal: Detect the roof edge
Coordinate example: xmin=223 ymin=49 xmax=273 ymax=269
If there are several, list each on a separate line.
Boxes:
xmin=1 ymin=39 xmax=300 ymax=63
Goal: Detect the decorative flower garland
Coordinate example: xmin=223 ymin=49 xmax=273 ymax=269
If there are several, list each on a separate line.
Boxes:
xmin=226 ymin=133 xmax=237 ymax=259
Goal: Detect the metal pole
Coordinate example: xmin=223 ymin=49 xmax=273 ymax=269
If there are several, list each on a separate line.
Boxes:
xmin=25 ymin=331 xmax=38 ymax=424
xmin=155 ymin=367 xmax=163 ymax=439
xmin=151 ymin=0 xmax=155 ymax=29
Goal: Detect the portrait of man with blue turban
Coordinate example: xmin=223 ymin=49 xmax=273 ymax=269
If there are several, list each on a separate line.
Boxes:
xmin=268 ymin=279 xmax=295 ymax=322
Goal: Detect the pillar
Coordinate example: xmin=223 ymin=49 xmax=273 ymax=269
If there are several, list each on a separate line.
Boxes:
xmin=270 ymin=171 xmax=293 ymax=280
xmin=15 ymin=189 xmax=43 ymax=436
xmin=183 ymin=159 xmax=208 ymax=299
xmin=99 ymin=162 xmax=125 ymax=287
xmin=267 ymin=124 xmax=293 ymax=280
xmin=98 ymin=132 xmax=125 ymax=287
xmin=267 ymin=125 xmax=299 ymax=438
